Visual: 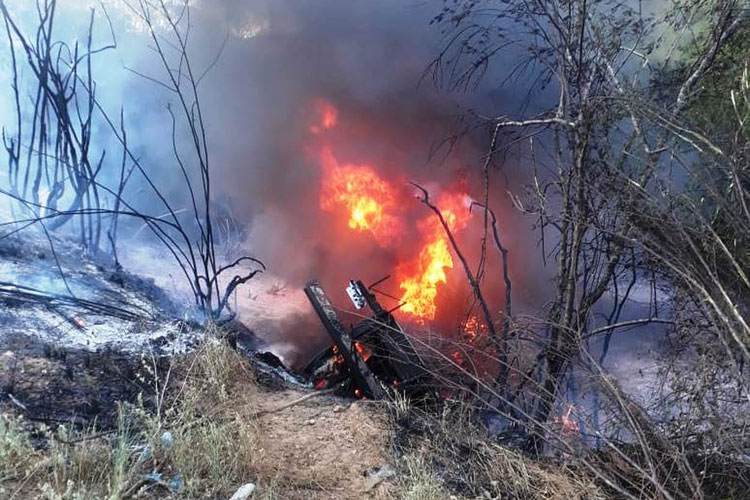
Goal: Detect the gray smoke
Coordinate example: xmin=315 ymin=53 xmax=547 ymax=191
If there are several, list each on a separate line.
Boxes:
xmin=0 ymin=0 xmax=543 ymax=365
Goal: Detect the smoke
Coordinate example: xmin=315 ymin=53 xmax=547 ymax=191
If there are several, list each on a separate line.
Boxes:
xmin=0 ymin=0 xmax=544 ymax=366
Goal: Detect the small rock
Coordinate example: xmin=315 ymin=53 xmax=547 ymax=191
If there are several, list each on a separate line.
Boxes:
xmin=363 ymin=464 xmax=396 ymax=490
xmin=305 ymin=418 xmax=316 ymax=425
xmin=333 ymin=404 xmax=345 ymax=413
xmin=228 ymin=483 xmax=256 ymax=500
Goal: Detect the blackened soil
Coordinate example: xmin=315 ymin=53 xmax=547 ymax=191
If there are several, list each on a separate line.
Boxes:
xmin=0 ymin=332 xmax=157 ymax=429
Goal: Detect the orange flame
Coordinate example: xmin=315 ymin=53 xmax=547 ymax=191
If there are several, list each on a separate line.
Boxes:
xmin=462 ymin=315 xmax=488 ymax=345
xmin=312 ymin=99 xmax=475 ymax=322
xmin=354 ymin=341 xmax=372 ymax=362
xmin=451 ymin=350 xmax=465 ymax=366
xmin=319 ymin=147 xmax=401 ymax=247
xmin=553 ymin=404 xmax=580 ymax=437
xmin=397 ymin=192 xmax=472 ymax=320
xmin=310 ymin=99 xmax=338 ymax=134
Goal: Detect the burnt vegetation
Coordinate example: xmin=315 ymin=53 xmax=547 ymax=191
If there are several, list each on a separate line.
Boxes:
xmin=0 ymin=0 xmax=265 ymax=321
xmin=0 ymin=0 xmax=748 ymax=499
xmin=410 ymin=0 xmax=749 ymax=498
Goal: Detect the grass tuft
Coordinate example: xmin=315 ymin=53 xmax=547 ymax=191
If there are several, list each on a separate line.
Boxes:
xmin=388 ymin=400 xmax=605 ymax=500
xmin=0 ymin=413 xmax=36 ymax=483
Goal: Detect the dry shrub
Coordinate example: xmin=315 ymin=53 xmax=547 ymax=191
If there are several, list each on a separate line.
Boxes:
xmin=131 ymin=335 xmax=260 ymax=498
xmin=36 ymin=412 xmax=135 ymax=499
xmin=178 ymin=328 xmax=257 ymax=405
xmin=390 ymin=402 xmax=605 ymax=500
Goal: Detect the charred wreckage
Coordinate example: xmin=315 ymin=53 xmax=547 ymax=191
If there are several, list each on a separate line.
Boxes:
xmin=302 ymin=278 xmax=433 ymax=400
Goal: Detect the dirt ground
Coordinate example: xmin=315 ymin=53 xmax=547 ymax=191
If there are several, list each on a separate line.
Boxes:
xmin=0 ymin=230 xmax=402 ymax=499
xmin=252 ymin=389 xmax=396 ymax=499
xmin=0 ymin=332 xmax=151 ymax=428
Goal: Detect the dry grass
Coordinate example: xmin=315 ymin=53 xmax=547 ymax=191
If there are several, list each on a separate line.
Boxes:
xmin=140 ymin=337 xmax=261 ymax=498
xmin=388 ymin=400 xmax=606 ymax=500
xmin=397 ymin=454 xmax=452 ymax=499
xmin=0 ymin=413 xmax=36 ymax=484
xmin=1 ymin=333 xmax=612 ymax=500
xmin=0 ymin=336 xmax=261 ymax=499
xmin=1 ymin=333 xmax=392 ymax=500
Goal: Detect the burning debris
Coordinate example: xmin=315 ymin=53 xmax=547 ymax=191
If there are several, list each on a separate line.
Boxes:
xmin=303 ymin=278 xmax=432 ymax=399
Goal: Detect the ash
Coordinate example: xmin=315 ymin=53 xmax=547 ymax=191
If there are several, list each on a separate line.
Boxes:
xmin=0 ymin=230 xmax=204 ymax=355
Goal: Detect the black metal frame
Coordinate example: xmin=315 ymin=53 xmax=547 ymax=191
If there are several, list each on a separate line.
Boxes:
xmin=304 ymin=279 xmax=432 ymax=398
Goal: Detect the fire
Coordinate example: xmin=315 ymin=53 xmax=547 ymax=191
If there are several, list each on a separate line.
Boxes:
xmin=332 ymin=345 xmax=345 ymax=365
xmin=310 ymin=99 xmax=338 ymax=134
xmin=397 ymin=192 xmax=472 ymax=320
xmin=451 ymin=350 xmax=465 ymax=366
xmin=319 ymin=147 xmax=401 ymax=247
xmin=354 ymin=341 xmax=372 ymax=362
xmin=397 ymin=237 xmax=452 ymax=319
xmin=312 ymin=99 xmax=475 ymax=322
xmin=553 ymin=404 xmax=580 ymax=437
xmin=462 ymin=315 xmax=488 ymax=344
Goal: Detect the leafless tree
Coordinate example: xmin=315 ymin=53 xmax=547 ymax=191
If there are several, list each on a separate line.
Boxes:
xmin=0 ymin=0 xmax=116 ymax=254
xmin=0 ymin=0 xmax=265 ymax=321
xmin=418 ymin=0 xmax=749 ymax=497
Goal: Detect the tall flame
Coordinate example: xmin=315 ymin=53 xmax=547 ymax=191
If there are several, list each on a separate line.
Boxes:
xmin=397 ymin=192 xmax=471 ymax=320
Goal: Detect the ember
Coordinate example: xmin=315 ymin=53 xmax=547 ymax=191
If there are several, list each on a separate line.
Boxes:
xmin=354 ymin=341 xmax=372 ymax=362
xmin=462 ymin=315 xmax=489 ymax=345
xmin=451 ymin=350 xmax=464 ymax=366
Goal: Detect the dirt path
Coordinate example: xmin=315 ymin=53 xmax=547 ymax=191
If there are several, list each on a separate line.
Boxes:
xmin=253 ymin=389 xmax=396 ymax=499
